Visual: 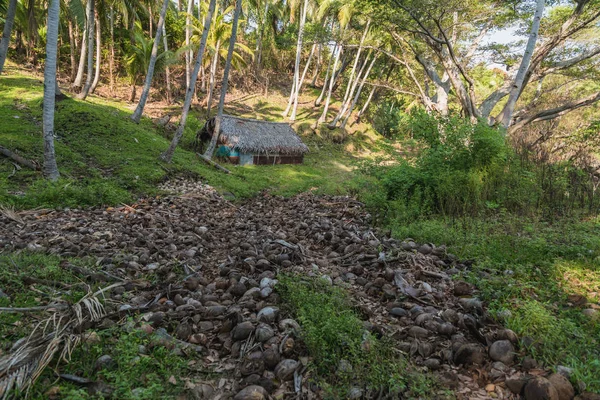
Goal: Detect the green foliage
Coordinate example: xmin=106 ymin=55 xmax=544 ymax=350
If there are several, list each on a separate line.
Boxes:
xmin=278 ymin=275 xmax=439 ymax=398
xmin=370 ymin=100 xmax=408 ymax=139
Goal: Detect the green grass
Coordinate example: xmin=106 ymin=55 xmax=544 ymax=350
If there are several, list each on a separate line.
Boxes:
xmin=389 ymin=215 xmax=600 ymax=391
xmin=0 ymin=69 xmax=390 ymax=209
xmin=277 ymin=275 xmax=443 ymax=399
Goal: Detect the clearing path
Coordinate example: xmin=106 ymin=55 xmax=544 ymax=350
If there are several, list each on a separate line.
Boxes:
xmin=0 ymin=179 xmax=576 ymax=399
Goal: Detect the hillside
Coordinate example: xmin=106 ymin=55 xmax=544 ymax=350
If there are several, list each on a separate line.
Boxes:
xmin=0 ymin=64 xmax=390 ymax=209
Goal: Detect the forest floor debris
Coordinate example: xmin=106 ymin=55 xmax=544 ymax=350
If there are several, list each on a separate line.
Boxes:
xmin=0 ymin=178 xmax=594 ymax=399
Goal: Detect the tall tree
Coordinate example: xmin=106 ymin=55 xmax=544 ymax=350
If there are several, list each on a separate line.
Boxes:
xmin=316 ymin=41 xmax=341 ymax=125
xmin=161 ymin=0 xmax=217 ymax=163
xmin=90 ymin=8 xmax=102 ymax=93
xmin=0 ymin=0 xmax=18 ymax=74
xmin=78 ymin=0 xmax=95 ymax=99
xmin=162 ymin=23 xmax=172 ymax=103
xmin=496 ymin=0 xmax=545 ymax=128
xmin=73 ymin=19 xmax=88 ymax=87
xmin=130 ymin=0 xmax=169 ymax=123
xmin=185 ymin=0 xmax=194 ymax=92
xmin=203 ymin=0 xmax=242 ymax=160
xmin=43 ymin=0 xmax=61 ymax=181
xmin=283 ymin=0 xmax=309 ymax=120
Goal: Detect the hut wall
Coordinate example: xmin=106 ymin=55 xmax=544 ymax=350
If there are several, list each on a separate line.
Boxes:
xmin=253 ymin=154 xmax=304 ymax=165
xmin=239 ymin=153 xmax=254 ymax=165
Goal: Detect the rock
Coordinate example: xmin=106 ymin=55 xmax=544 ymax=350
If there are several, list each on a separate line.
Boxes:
xmin=274 ymin=359 xmax=298 ymax=381
xmin=423 ymin=358 xmax=441 ymax=370
xmin=206 ymin=305 xmax=227 ymax=317
xmin=582 ymin=309 xmax=598 ymax=318
xmin=524 ymin=377 xmax=559 ymax=400
xmin=230 ymin=282 xmax=247 ymax=297
xmin=176 ymin=322 xmax=192 ymax=340
xmin=348 ymin=387 xmax=363 ymax=399
xmin=407 ymin=326 xmax=429 ymax=338
xmin=233 ymin=321 xmax=254 ymax=341
xmin=556 ymin=365 xmax=574 ymax=378
xmin=255 ymin=324 xmax=275 ymax=343
xmin=497 ymin=328 xmax=519 ymax=343
xmin=453 ymin=343 xmax=485 ymax=366
xmin=418 ymin=244 xmax=432 ymax=255
xmin=489 ymin=340 xmax=515 ymax=365
xmin=453 ymin=281 xmax=473 ymax=296
xmin=548 ymin=373 xmax=574 ymax=400
xmin=278 ymin=319 xmax=300 ymax=333
xmin=233 ymin=385 xmax=268 ymax=400
xmin=389 ymin=307 xmax=409 ymax=318
xmin=263 ymin=348 xmax=280 ymax=370
xmin=575 ymin=393 xmax=600 ymax=400
xmin=95 ymin=355 xmax=115 ymax=371
xmin=257 ymin=306 xmax=279 ymax=323
xmin=506 ymin=377 xmax=528 ymax=395
xmin=522 ymin=356 xmax=539 ymax=371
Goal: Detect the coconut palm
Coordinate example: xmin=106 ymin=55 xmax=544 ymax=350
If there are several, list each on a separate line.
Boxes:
xmin=203 ymin=0 xmax=242 ymax=160
xmin=161 ymin=0 xmax=217 ymax=163
xmin=78 ymin=0 xmax=95 ymax=99
xmin=130 ymin=0 xmax=169 ymax=123
xmin=43 ymin=0 xmax=61 ymax=180
xmin=0 ymin=0 xmax=18 ymax=74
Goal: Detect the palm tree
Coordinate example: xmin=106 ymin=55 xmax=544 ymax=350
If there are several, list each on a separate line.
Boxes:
xmin=185 ymin=0 xmax=194 ymax=92
xmin=282 ymin=0 xmax=309 ymax=121
xmin=78 ymin=0 xmax=95 ymax=99
xmin=130 ymin=0 xmax=169 ymax=123
xmin=0 ymin=0 xmax=18 ymax=74
xmin=203 ymin=0 xmax=242 ymax=160
xmin=90 ymin=7 xmax=102 ymax=93
xmin=43 ymin=0 xmax=61 ymax=181
xmin=161 ymin=0 xmax=217 ymax=163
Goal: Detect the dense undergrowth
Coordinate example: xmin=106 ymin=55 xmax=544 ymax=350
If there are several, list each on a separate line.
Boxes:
xmin=357 ymin=110 xmax=600 ymax=392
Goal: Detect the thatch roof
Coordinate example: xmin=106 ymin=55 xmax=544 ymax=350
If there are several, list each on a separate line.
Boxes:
xmin=207 ymin=115 xmax=309 ymax=155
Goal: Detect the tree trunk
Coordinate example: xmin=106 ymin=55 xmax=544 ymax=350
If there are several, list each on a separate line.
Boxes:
xmin=355 ymin=85 xmax=375 ymax=123
xmin=337 ymin=19 xmax=370 ymax=119
xmin=90 ymin=10 xmax=101 ymax=93
xmin=0 ymin=0 xmax=18 ymax=74
xmin=340 ymin=54 xmax=377 ymax=129
xmin=283 ymin=0 xmax=308 ymax=119
xmin=290 ymin=42 xmax=316 ymax=121
xmin=203 ymin=0 xmax=242 ymax=160
xmin=130 ymin=0 xmax=169 ymax=123
xmin=497 ymin=0 xmax=545 ymax=128
xmin=162 ymin=23 xmax=172 ymax=104
xmin=330 ymin=50 xmax=371 ymax=128
xmin=78 ymin=0 xmax=95 ymax=100
xmin=73 ymin=24 xmax=87 ymax=87
xmin=255 ymin=0 xmax=269 ymax=72
xmin=161 ymin=0 xmax=216 ymax=163
xmin=26 ymin=0 xmax=37 ymax=64
xmin=109 ymin=5 xmax=115 ymax=93
xmin=310 ymin=43 xmax=322 ymax=87
xmin=129 ymin=81 xmax=137 ymax=102
xmin=149 ymin=2 xmax=153 ymax=37
xmin=68 ymin=19 xmax=77 ymax=81
xmin=43 ymin=0 xmax=61 ymax=181
xmin=315 ymin=46 xmax=334 ymax=107
xmin=317 ymin=42 xmax=342 ymax=125
xmin=185 ymin=0 xmax=194 ymax=92
xmin=206 ymin=39 xmax=221 ymax=117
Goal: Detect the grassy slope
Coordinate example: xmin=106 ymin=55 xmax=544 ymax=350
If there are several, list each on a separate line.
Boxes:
xmin=0 ymin=65 xmax=390 ymax=209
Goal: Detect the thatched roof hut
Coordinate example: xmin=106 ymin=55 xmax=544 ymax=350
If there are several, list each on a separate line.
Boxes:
xmin=201 ymin=115 xmax=309 ymax=165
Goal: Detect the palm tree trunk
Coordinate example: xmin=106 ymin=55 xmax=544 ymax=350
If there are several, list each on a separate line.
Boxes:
xmin=161 ymin=0 xmax=216 ymax=163
xmin=206 ymin=39 xmax=221 ymax=117
xmin=73 ymin=25 xmax=87 ymax=87
xmin=310 ymin=43 xmax=322 ymax=87
xmin=185 ymin=0 xmax=194 ymax=92
xmin=290 ymin=42 xmax=316 ymax=121
xmin=315 ymin=44 xmax=334 ymax=106
xmin=340 ymin=54 xmax=377 ymax=129
xmin=330 ymin=50 xmax=371 ymax=128
xmin=317 ymin=42 xmax=341 ymax=125
xmin=149 ymin=2 xmax=153 ymax=37
xmin=68 ymin=19 xmax=77 ymax=81
xmin=90 ymin=10 xmax=102 ymax=93
xmin=283 ymin=0 xmax=308 ymax=119
xmin=162 ymin=24 xmax=172 ymax=104
xmin=355 ymin=85 xmax=375 ymax=124
xmin=255 ymin=0 xmax=269 ymax=72
xmin=78 ymin=0 xmax=96 ymax=99
xmin=0 ymin=0 xmax=18 ymax=74
xmin=43 ymin=0 xmax=61 ymax=181
xmin=497 ymin=0 xmax=545 ymax=128
xmin=130 ymin=0 xmax=169 ymax=123
xmin=109 ymin=5 xmax=115 ymax=93
xmin=203 ymin=0 xmax=242 ymax=160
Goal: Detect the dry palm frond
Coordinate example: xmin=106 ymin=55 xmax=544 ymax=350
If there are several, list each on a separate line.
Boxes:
xmin=0 ymin=206 xmax=23 ymax=225
xmin=0 ymin=284 xmax=121 ymax=399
